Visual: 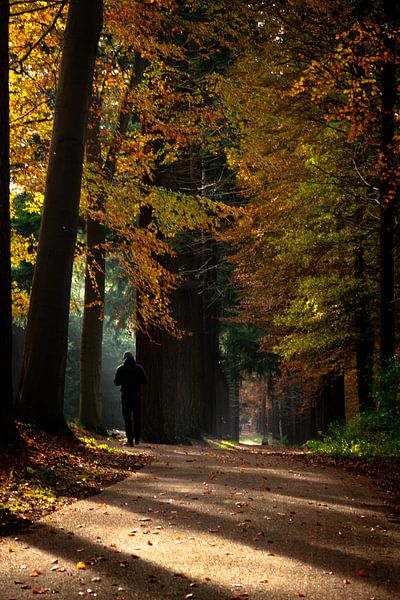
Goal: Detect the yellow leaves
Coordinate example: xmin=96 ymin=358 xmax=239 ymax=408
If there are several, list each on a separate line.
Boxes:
xmin=24 ymin=192 xmax=44 ymax=214
xmin=289 ymin=20 xmax=387 ymax=145
xmin=75 ymin=561 xmax=87 ymax=570
xmin=11 ymin=232 xmax=37 ymax=268
xmin=12 ymin=282 xmax=30 ymax=320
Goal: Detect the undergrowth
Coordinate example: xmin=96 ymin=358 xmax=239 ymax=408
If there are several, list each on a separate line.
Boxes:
xmin=308 ymin=409 xmax=400 ymax=459
xmin=309 ymin=358 xmax=400 ymax=460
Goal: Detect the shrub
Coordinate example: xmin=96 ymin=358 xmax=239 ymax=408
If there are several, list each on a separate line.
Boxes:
xmin=308 ymin=409 xmax=400 ymax=459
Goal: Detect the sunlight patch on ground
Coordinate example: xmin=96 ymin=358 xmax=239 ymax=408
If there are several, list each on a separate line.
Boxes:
xmin=240 ymin=436 xmax=262 ymax=446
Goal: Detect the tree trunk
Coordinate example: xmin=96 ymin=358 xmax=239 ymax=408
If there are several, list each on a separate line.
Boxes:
xmin=379 ymin=0 xmax=397 ymax=365
xmin=79 ymin=98 xmax=105 ymax=432
xmin=137 ymin=159 xmax=208 ymax=443
xmin=137 ymin=275 xmax=204 ymax=443
xmin=17 ymin=0 xmax=103 ymax=433
xmin=229 ymin=378 xmax=240 ymax=441
xmin=0 ymin=0 xmax=16 ymax=444
xmin=79 ymin=55 xmax=146 ymax=432
xmin=215 ymin=366 xmax=230 ymax=437
xmin=200 ymin=236 xmax=220 ymax=435
xmin=354 ymin=203 xmax=375 ymax=411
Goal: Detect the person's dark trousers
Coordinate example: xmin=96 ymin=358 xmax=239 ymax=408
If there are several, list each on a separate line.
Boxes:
xmin=121 ymin=396 xmax=142 ymax=445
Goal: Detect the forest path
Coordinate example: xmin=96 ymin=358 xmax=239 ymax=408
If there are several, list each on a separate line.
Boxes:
xmin=0 ymin=443 xmax=399 ymax=600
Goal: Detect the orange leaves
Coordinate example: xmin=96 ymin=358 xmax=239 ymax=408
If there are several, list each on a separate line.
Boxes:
xmin=30 ymin=569 xmax=42 ymax=577
xmin=11 ymin=281 xmax=30 ymax=321
xmin=290 ymin=18 xmax=385 ymax=144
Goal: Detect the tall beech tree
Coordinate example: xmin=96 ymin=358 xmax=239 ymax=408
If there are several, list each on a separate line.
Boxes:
xmin=0 ymin=0 xmax=16 ymax=444
xmin=136 ymin=1 xmax=254 ymax=442
xmin=17 ymin=0 xmax=103 ymax=433
xmin=79 ymin=54 xmax=146 ymax=432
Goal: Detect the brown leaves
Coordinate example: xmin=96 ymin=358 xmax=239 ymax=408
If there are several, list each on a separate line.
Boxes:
xmin=0 ymin=422 xmax=152 ymax=531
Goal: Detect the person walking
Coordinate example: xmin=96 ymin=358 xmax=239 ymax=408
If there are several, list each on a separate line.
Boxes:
xmin=114 ymin=351 xmax=147 ymax=446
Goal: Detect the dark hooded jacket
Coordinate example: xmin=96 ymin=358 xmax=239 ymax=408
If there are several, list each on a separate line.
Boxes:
xmin=114 ymin=356 xmax=147 ymax=400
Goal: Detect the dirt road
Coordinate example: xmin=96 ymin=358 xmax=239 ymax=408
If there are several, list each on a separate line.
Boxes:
xmin=0 ymin=444 xmax=399 ymax=599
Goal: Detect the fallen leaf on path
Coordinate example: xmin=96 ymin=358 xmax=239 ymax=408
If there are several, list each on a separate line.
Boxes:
xmin=357 ymin=569 xmax=368 ymax=577
xmin=119 ymin=560 xmax=129 ymax=568
xmin=30 ymin=570 xmax=42 ymax=577
xmin=76 ymin=562 xmax=86 ymax=570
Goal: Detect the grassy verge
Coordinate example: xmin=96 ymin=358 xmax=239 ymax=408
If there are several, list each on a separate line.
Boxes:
xmin=0 ymin=423 xmax=152 ymax=534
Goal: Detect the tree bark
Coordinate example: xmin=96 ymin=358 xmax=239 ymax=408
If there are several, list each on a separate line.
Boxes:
xmin=379 ymin=0 xmax=397 ymax=365
xmin=137 ymin=269 xmax=204 ymax=443
xmin=354 ymin=203 xmax=374 ymax=411
xmin=79 ymin=55 xmax=146 ymax=432
xmin=229 ymin=377 xmax=240 ymax=441
xmin=17 ymin=0 xmax=103 ymax=433
xmin=0 ymin=0 xmax=16 ymax=444
xmin=79 ymin=97 xmax=105 ymax=432
xmin=137 ymin=161 xmax=207 ymax=444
